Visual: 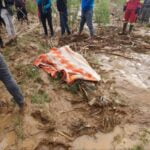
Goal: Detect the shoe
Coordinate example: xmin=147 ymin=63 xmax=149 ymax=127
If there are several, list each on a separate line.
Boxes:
xmin=119 ymin=22 xmax=128 ymax=35
xmin=19 ymin=103 xmax=26 ymax=115
xmin=118 ymin=32 xmax=127 ymax=35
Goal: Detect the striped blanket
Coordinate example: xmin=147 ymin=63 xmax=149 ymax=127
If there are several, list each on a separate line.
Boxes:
xmin=34 ymin=46 xmax=100 ymax=84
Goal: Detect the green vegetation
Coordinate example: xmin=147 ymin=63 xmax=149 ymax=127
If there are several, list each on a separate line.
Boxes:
xmin=26 ymin=66 xmax=40 ymax=80
xmin=14 ymin=115 xmax=25 ymax=140
xmin=115 ymin=0 xmax=126 ymax=5
xmin=31 ymin=90 xmax=50 ymax=104
xmin=130 ymin=145 xmax=144 ymax=150
xmin=95 ymin=0 xmax=110 ymax=25
xmin=140 ymin=129 xmax=150 ymax=144
xmin=68 ymin=0 xmax=81 ymax=29
xmin=113 ymin=134 xmax=122 ymax=144
xmin=26 ymin=0 xmax=37 ymax=15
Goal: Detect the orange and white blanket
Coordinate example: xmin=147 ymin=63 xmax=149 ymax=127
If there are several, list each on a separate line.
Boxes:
xmin=34 ymin=46 xmax=101 ymax=84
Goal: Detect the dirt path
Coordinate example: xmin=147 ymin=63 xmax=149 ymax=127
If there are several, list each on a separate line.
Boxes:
xmin=0 ymin=22 xmax=150 ymax=150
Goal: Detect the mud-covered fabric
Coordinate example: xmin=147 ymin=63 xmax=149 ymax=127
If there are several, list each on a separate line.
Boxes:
xmin=34 ymin=46 xmax=100 ymax=84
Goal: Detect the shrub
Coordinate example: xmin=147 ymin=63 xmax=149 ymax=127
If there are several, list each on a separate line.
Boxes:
xmin=95 ymin=0 xmax=110 ymax=25
xmin=26 ymin=0 xmax=37 ymax=15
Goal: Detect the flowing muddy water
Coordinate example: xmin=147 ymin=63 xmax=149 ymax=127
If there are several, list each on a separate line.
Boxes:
xmin=97 ymin=52 xmax=150 ymax=106
xmin=72 ymin=45 xmax=150 ymax=149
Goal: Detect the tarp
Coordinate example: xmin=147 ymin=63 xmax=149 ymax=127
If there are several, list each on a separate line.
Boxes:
xmin=34 ymin=46 xmax=101 ymax=84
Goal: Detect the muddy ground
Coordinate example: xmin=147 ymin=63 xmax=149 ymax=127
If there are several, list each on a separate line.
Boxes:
xmin=0 ymin=16 xmax=150 ymax=150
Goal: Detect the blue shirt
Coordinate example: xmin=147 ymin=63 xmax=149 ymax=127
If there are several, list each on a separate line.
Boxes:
xmin=36 ymin=0 xmax=52 ymax=14
xmin=82 ymin=0 xmax=94 ymax=11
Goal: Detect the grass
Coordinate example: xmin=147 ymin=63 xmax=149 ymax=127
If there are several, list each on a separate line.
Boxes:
xmin=130 ymin=145 xmax=144 ymax=150
xmin=95 ymin=0 xmax=110 ymax=25
xmin=113 ymin=134 xmax=122 ymax=144
xmin=139 ymin=129 xmax=150 ymax=144
xmin=31 ymin=90 xmax=50 ymax=104
xmin=68 ymin=0 xmax=81 ymax=29
xmin=26 ymin=0 xmax=37 ymax=15
xmin=26 ymin=66 xmax=40 ymax=80
xmin=68 ymin=0 xmax=111 ymax=26
xmin=13 ymin=115 xmax=24 ymax=140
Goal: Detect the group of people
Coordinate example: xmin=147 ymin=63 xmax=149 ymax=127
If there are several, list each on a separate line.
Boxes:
xmin=0 ymin=0 xmax=148 ymax=113
xmin=0 ymin=0 xmax=95 ymax=112
xmin=36 ymin=0 xmax=95 ymax=37
xmin=0 ymin=0 xmax=28 ymax=44
xmin=140 ymin=0 xmax=150 ymax=23
xmin=0 ymin=0 xmax=28 ymax=112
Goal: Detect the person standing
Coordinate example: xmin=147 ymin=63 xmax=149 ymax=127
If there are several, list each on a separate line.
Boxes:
xmin=14 ymin=0 xmax=29 ymax=24
xmin=0 ymin=0 xmax=16 ymax=41
xmin=79 ymin=0 xmax=95 ymax=37
xmin=56 ymin=0 xmax=71 ymax=36
xmin=0 ymin=37 xmax=4 ymax=48
xmin=141 ymin=0 xmax=150 ymax=23
xmin=0 ymin=52 xmax=25 ymax=112
xmin=36 ymin=0 xmax=54 ymax=37
xmin=119 ymin=0 xmax=142 ymax=35
xmin=0 ymin=16 xmax=5 ymax=48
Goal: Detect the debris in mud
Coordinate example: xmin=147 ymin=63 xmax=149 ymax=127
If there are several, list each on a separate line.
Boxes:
xmin=35 ymin=140 xmax=70 ymax=150
xmin=0 ymin=100 xmax=13 ymax=114
xmin=70 ymin=119 xmax=97 ymax=137
xmin=31 ymin=110 xmax=55 ymax=127
xmin=0 ymin=100 xmax=7 ymax=108
xmin=88 ymin=96 xmax=112 ymax=107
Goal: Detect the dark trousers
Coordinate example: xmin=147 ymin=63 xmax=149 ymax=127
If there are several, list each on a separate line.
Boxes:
xmin=0 ymin=37 xmax=3 ymax=48
xmin=0 ymin=54 xmax=24 ymax=107
xmin=59 ymin=11 xmax=70 ymax=35
xmin=40 ymin=10 xmax=54 ymax=36
xmin=17 ymin=7 xmax=28 ymax=21
xmin=0 ymin=16 xmax=5 ymax=26
xmin=79 ymin=9 xmax=94 ymax=36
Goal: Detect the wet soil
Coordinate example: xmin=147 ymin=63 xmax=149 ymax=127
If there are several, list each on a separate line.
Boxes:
xmin=0 ymin=16 xmax=150 ymax=150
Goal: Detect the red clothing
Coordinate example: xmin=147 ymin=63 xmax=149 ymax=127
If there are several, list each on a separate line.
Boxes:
xmin=124 ymin=0 xmax=141 ymax=23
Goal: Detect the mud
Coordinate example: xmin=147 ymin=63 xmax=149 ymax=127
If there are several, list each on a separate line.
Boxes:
xmin=0 ymin=14 xmax=150 ymax=150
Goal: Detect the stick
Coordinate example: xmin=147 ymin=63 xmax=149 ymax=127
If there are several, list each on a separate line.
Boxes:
xmin=56 ymin=130 xmax=73 ymax=141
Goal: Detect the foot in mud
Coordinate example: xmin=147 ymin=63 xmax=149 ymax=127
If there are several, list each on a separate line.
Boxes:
xmin=19 ymin=103 xmax=27 ymax=115
xmin=118 ymin=32 xmax=127 ymax=35
xmin=5 ymin=37 xmax=17 ymax=46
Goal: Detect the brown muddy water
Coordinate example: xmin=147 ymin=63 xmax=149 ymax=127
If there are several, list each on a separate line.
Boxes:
xmin=72 ymin=51 xmax=150 ymax=150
